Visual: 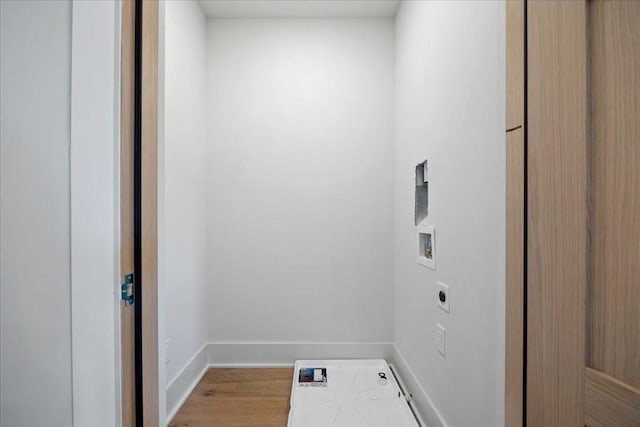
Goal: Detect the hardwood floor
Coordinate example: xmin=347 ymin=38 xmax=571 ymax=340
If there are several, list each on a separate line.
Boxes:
xmin=169 ymin=368 xmax=294 ymax=427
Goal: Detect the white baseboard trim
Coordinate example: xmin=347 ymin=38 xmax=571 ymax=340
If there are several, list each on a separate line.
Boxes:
xmin=165 ymin=341 xmax=446 ymax=427
xmin=207 ymin=341 xmax=395 ymax=366
xmin=388 ymin=344 xmax=447 ymax=427
xmin=166 ymin=343 xmax=209 ymax=424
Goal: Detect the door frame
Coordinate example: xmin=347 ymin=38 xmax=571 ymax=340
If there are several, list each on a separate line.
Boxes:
xmin=505 ymin=1 xmax=587 ymax=425
xmin=69 ymin=0 xmax=162 ymax=426
xmin=122 ymin=0 xmax=161 ymax=425
xmin=505 ymin=1 xmax=525 ymax=426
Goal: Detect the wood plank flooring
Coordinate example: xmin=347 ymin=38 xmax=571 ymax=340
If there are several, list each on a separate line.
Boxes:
xmin=169 ymin=368 xmax=293 ymax=427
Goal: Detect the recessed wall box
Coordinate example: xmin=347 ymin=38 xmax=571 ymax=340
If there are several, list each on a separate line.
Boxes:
xmin=417 ymin=225 xmax=436 ymax=269
xmin=415 ymin=160 xmax=429 ymax=225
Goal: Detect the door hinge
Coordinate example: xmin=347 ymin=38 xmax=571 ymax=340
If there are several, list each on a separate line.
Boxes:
xmin=121 ymin=273 xmax=134 ymax=306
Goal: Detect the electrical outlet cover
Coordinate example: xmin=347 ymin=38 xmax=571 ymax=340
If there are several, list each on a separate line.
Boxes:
xmin=437 ymin=281 xmax=450 ymax=313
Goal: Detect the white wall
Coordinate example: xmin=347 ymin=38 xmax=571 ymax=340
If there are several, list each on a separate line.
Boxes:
xmin=69 ymin=1 xmax=120 ymax=426
xmin=393 ymin=1 xmax=505 ymax=426
xmin=164 ymin=0 xmax=209 ymax=386
xmin=0 ymin=1 xmax=73 ymax=425
xmin=206 ymin=19 xmax=395 ymax=343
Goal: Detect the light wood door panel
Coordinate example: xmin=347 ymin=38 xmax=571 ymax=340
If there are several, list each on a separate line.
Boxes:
xmin=586 ymin=1 xmax=640 ymax=424
xmin=586 ymin=368 xmax=640 ymax=427
xmin=527 ymin=1 xmax=588 ymax=425
xmin=589 ymin=0 xmax=640 ymax=391
xmin=527 ymin=1 xmax=640 ymax=426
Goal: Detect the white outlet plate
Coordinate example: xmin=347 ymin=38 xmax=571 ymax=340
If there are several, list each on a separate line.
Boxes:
xmin=437 ymin=281 xmax=450 ymax=313
xmin=436 ymin=323 xmax=446 ymax=356
xmin=165 ymin=339 xmax=171 ymax=365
